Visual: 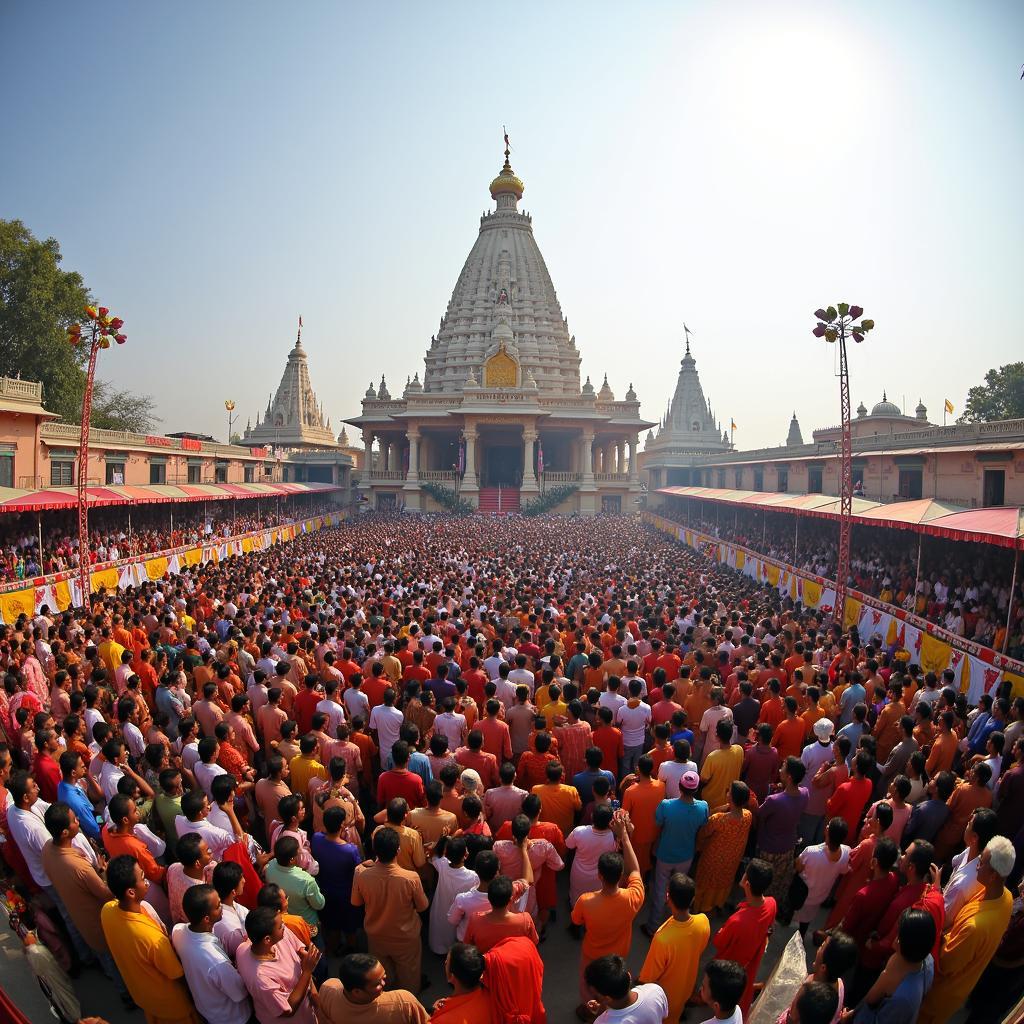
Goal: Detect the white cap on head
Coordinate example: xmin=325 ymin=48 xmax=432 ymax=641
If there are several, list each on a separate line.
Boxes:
xmin=813 ymin=718 xmax=835 ymax=741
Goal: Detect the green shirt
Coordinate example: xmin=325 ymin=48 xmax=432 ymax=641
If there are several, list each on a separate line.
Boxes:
xmin=264 ymin=860 xmax=325 ymax=929
xmin=154 ymin=792 xmax=182 ymax=858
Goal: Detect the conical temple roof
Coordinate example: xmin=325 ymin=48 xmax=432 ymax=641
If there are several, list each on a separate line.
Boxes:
xmin=243 ymin=320 xmax=337 ymax=448
xmin=421 ymin=142 xmax=582 ymax=396
xmin=648 ymin=333 xmax=729 ymax=452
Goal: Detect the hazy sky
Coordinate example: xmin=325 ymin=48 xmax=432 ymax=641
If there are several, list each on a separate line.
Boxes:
xmin=3 ymin=1 xmax=1022 ymax=448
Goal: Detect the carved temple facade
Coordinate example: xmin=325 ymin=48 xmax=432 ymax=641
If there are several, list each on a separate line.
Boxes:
xmin=346 ymin=145 xmax=654 ymax=514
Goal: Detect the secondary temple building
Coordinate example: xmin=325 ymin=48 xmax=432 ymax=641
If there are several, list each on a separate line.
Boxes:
xmin=347 ymin=143 xmax=654 ymax=514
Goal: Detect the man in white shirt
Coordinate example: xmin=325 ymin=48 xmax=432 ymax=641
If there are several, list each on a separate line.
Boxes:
xmin=583 ymin=955 xmax=669 ymax=1024
xmin=368 ymin=692 xmax=404 ymax=759
xmin=171 ymin=885 xmax=251 ymax=1024
xmin=434 ymin=700 xmax=468 ymax=751
xmin=316 ymin=684 xmax=347 ymax=738
xmin=615 ymin=680 xmax=652 ymax=775
xmin=175 ymin=790 xmax=243 ymax=862
xmin=943 ymin=806 xmax=998 ymax=928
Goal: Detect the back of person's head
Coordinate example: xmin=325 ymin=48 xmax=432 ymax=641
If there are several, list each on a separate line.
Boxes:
xmin=592 ymin=804 xmax=614 ymax=830
xmin=825 ymin=816 xmax=849 ymax=849
xmin=785 ymin=755 xmax=807 ymax=785
xmin=372 ymin=825 xmax=400 ymax=863
xmin=906 ymin=840 xmax=935 ymax=879
xmin=896 ymin=907 xmax=937 ymax=964
xmin=340 ymin=953 xmax=381 ymax=992
xmin=106 ymin=854 xmax=141 ymax=900
xmin=448 ymin=942 xmax=485 ymax=989
xmin=274 ymin=835 xmax=300 ymax=866
xmin=745 ymin=858 xmax=773 ymax=896
xmin=793 ymin=981 xmax=840 ymax=1024
xmin=597 ymin=850 xmax=624 ymax=886
xmin=935 ymin=771 xmax=956 ymax=801
xmin=474 ymin=850 xmax=500 ymax=882
xmin=584 ymin=955 xmax=631 ymax=1001
xmin=486 ymin=875 xmax=514 ymax=909
xmin=821 ymin=931 xmax=858 ymax=982
xmin=705 ymin=959 xmax=746 ymax=1017
xmin=667 ymin=872 xmax=695 ymax=912
xmin=182 ymin=883 xmax=217 ymax=927
xmin=873 ymin=835 xmax=899 ymax=872
xmin=178 ymin=831 xmax=205 ymax=867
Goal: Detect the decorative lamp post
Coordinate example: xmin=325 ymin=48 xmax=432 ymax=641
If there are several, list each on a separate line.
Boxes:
xmin=225 ymin=399 xmax=237 ymax=443
xmin=812 ymin=303 xmax=874 ymax=629
xmin=67 ymin=305 xmax=127 ymax=609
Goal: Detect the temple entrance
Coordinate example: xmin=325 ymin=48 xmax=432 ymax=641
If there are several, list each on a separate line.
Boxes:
xmin=482 ymin=444 xmax=521 ymax=487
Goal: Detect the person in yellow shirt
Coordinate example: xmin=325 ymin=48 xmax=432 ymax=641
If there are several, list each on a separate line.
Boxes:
xmin=539 ymin=684 xmax=568 ymax=730
xmin=917 ymin=836 xmax=1016 ymax=1024
xmin=100 ymin=855 xmax=199 ymax=1024
xmin=290 ymin=735 xmax=328 ymax=797
xmin=639 ymin=873 xmax=710 ymax=1024
xmin=97 ymin=627 xmax=127 ymax=675
xmin=699 ymin=720 xmax=744 ymax=811
xmin=531 ymin=761 xmax=582 ymax=838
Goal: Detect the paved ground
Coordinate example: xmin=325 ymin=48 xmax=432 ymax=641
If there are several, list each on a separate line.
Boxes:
xmin=0 ymin=871 xmax=974 ymax=1023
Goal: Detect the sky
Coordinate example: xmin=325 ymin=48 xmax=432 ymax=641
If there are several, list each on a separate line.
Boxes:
xmin=2 ymin=1 xmax=1023 ymax=448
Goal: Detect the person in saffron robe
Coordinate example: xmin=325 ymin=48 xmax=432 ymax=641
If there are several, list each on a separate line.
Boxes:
xmin=430 ymin=943 xmax=493 ymax=1024
xmin=705 ymin=858 xmax=777 ymax=1019
xmin=483 ymin=935 xmax=546 ymax=1024
xmin=99 ymin=855 xmax=199 ymax=1024
xmin=917 ymin=835 xmax=1016 ymax=1024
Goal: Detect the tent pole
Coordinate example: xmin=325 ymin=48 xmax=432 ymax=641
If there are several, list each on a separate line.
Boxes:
xmin=128 ymin=510 xmax=132 ymax=555
xmin=37 ymin=514 xmax=43 ymax=573
xmin=762 ymin=510 xmax=766 ymax=549
xmin=1005 ymin=548 xmax=1021 ymax=655
xmin=794 ymin=517 xmax=799 ymax=563
xmin=913 ymin=533 xmax=923 ymax=613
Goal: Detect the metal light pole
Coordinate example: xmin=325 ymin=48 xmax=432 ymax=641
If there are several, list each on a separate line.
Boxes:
xmin=67 ymin=305 xmax=127 ymax=609
xmin=225 ymin=399 xmax=237 ymax=444
xmin=812 ymin=303 xmax=874 ymax=629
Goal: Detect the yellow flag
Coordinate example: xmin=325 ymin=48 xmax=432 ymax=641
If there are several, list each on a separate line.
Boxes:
xmin=730 ymin=419 xmax=737 ymax=431
xmin=944 ymin=399 xmax=954 ymax=414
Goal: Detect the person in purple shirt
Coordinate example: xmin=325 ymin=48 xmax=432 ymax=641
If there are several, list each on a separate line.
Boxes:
xmin=426 ymin=663 xmax=457 ymax=705
xmin=742 ymin=723 xmax=780 ymax=804
xmin=755 ymin=754 xmax=809 ymax=904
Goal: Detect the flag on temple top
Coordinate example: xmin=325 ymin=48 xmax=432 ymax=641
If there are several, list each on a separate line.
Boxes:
xmin=298 ymin=315 xmax=303 ymax=328
xmin=731 ymin=419 xmax=737 ymax=431
xmin=537 ymin=440 xmax=544 ymax=475
xmin=944 ymin=398 xmax=954 ymax=414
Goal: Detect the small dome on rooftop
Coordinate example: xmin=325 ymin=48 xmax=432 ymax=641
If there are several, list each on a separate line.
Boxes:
xmin=871 ymin=391 xmax=903 ymax=417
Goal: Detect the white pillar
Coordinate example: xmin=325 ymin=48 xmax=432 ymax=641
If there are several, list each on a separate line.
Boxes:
xmin=405 ymin=430 xmax=420 ymax=483
xmin=628 ymin=437 xmax=638 ymax=481
xmin=522 ymin=429 xmax=538 ymax=492
xmin=580 ymin=432 xmax=595 ymax=484
xmin=463 ymin=430 xmax=479 ymax=488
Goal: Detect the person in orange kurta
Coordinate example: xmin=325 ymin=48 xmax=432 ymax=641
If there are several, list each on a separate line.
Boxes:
xmin=621 ymin=756 xmax=666 ymax=874
xmin=100 ymin=855 xmax=199 ymax=1024
xmin=772 ymin=697 xmax=808 ymax=761
xmin=431 ymin=943 xmax=493 ymax=1024
xmin=933 ymin=763 xmax=994 ymax=863
xmin=570 ymin=813 xmax=645 ymax=1014
xmin=873 ymin=686 xmax=907 ymax=763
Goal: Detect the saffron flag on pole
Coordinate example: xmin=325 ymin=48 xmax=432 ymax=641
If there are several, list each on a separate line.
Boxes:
xmin=730 ymin=419 xmax=737 ymax=431
xmin=944 ymin=398 xmax=954 ymax=414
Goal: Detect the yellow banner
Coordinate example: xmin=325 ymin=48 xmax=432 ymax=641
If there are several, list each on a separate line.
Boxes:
xmin=0 ymin=587 xmax=34 ymax=624
xmin=182 ymin=547 xmax=202 ymax=566
xmin=843 ymin=597 xmax=862 ymax=631
xmin=145 ymin=556 xmax=169 ymax=581
xmin=959 ymin=657 xmax=971 ymax=694
xmin=919 ymin=633 xmax=952 ymax=675
xmin=90 ymin=567 xmax=119 ymax=594
xmin=803 ymin=580 xmax=822 ymax=608
xmin=242 ymin=537 xmax=254 ymax=553
xmin=886 ymin=618 xmax=900 ymax=646
xmin=1005 ymin=671 xmax=1024 ymax=699
xmin=736 ymin=550 xmax=745 ymax=570
xmin=765 ymin=564 xmax=780 ymax=586
xmin=54 ymin=579 xmax=73 ymax=612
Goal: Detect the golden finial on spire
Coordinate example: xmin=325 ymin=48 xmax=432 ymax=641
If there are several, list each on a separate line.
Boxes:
xmin=490 ymin=127 xmax=524 ymax=201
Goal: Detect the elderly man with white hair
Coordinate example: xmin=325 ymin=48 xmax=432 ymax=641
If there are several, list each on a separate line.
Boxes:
xmin=917 ymin=833 xmax=1015 ymax=1024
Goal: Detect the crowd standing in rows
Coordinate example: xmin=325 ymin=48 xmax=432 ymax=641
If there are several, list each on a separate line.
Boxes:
xmin=0 ymin=512 xmax=1022 ymax=1024
xmin=654 ymin=506 xmax=1022 ymax=658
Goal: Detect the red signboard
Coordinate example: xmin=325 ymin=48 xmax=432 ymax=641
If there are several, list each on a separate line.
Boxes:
xmin=181 ymin=438 xmax=202 ymax=451
xmin=146 ymin=435 xmax=172 ymax=447
xmin=250 ymin=447 xmax=269 ymax=458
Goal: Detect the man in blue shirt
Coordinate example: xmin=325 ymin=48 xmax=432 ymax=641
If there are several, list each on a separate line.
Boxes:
xmin=56 ymin=751 xmax=101 ymax=842
xmin=966 ymin=695 xmax=1006 ymax=756
xmin=644 ymin=770 xmax=708 ymax=935
xmin=572 ymin=746 xmax=616 ymax=807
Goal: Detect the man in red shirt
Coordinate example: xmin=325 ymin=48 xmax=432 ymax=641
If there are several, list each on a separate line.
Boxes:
xmin=462 ymin=657 xmax=490 ymax=709
xmin=32 ymin=729 xmax=62 ymax=802
xmin=293 ymin=674 xmax=322 ymax=736
xmin=402 ymin=649 xmax=432 ymax=686
xmin=455 ymin=731 xmax=499 ymax=790
xmin=826 ymin=749 xmax=875 ymax=837
xmin=592 ymin=708 xmax=624 ymax=779
xmin=376 ymin=742 xmax=425 ymax=808
xmin=361 ymin=663 xmax=391 ymax=709
xmin=478 ymin=700 xmax=513 ymax=763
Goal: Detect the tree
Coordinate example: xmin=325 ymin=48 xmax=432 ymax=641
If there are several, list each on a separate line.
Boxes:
xmin=0 ymin=219 xmax=157 ymax=432
xmin=959 ymin=363 xmax=1024 ymax=423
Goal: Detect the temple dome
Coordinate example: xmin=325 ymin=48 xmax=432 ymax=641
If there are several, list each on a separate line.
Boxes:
xmin=489 ymin=157 xmax=525 ymax=200
xmin=871 ymin=392 xmax=903 ymax=417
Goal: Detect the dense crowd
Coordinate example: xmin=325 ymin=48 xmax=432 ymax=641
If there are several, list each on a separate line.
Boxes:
xmin=0 ymin=499 xmax=340 ymax=583
xmin=0 ymin=513 xmax=1022 ymax=1024
xmin=654 ymin=505 xmax=1023 ymax=658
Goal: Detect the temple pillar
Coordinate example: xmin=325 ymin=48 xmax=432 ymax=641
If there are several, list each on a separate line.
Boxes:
xmin=628 ymin=437 xmax=638 ymax=481
xmin=579 ymin=429 xmax=597 ymax=515
xmin=462 ymin=429 xmax=479 ymax=490
xmin=522 ymin=428 xmax=538 ymax=493
xmin=405 ymin=429 xmax=420 ymax=483
xmin=361 ymin=431 xmax=374 ymax=491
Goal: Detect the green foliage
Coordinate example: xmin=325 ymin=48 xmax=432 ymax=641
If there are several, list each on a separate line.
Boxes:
xmin=421 ymin=481 xmax=475 ymax=514
xmin=522 ymin=483 xmax=579 ymax=516
xmin=959 ymin=363 xmax=1024 ymax=423
xmin=0 ymin=219 xmax=157 ymax=432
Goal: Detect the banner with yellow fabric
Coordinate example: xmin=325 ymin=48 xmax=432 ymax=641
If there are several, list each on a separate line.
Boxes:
xmin=736 ymin=550 xmax=745 ymax=570
xmin=90 ymin=567 xmax=119 ymax=594
xmin=803 ymin=580 xmax=822 ymax=608
xmin=145 ymin=556 xmax=169 ymax=581
xmin=1004 ymin=672 xmax=1024 ymax=699
xmin=919 ymin=633 xmax=953 ymax=675
xmin=54 ymin=579 xmax=73 ymax=612
xmin=765 ymin=564 xmax=780 ymax=587
xmin=242 ymin=537 xmax=254 ymax=553
xmin=0 ymin=587 xmax=34 ymax=624
xmin=182 ymin=547 xmax=202 ymax=566
xmin=843 ymin=598 xmax=862 ymax=631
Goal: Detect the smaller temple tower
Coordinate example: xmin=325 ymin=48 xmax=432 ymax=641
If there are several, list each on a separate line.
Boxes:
xmin=786 ymin=412 xmax=804 ymax=447
xmin=243 ymin=319 xmax=337 ymax=449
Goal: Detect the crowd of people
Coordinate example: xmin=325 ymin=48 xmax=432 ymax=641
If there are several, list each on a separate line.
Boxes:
xmin=654 ymin=504 xmax=1023 ymax=658
xmin=0 ymin=512 xmax=1022 ymax=1024
xmin=0 ymin=499 xmax=339 ymax=583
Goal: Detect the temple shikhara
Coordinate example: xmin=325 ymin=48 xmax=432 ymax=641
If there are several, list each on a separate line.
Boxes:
xmin=347 ymin=141 xmax=654 ymax=514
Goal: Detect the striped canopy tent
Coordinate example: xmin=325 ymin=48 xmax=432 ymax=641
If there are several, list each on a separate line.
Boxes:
xmin=921 ymin=506 xmax=1024 ymax=550
xmin=0 ymin=481 xmax=340 ymax=512
xmin=656 ymin=485 xmax=883 ymax=519
xmin=855 ymin=498 xmax=964 ymax=533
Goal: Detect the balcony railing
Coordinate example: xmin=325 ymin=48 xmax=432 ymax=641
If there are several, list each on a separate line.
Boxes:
xmin=594 ymin=472 xmax=633 ymax=483
xmin=541 ymin=472 xmax=582 ymax=483
xmin=366 ymin=470 xmax=405 ymax=481
xmin=419 ymin=470 xmax=457 ymax=482
xmin=0 ymin=377 xmax=44 ymax=402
